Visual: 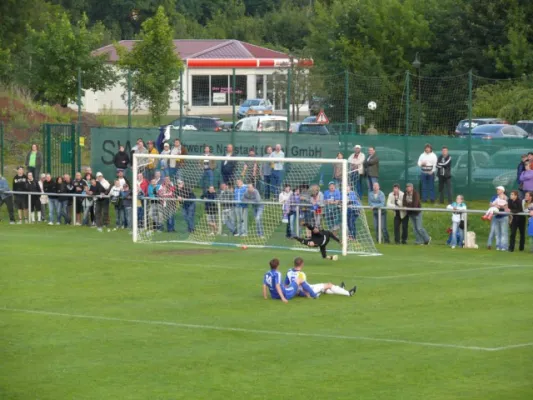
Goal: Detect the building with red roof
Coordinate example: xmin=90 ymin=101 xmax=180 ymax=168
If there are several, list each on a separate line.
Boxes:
xmin=82 ymin=39 xmax=312 ymax=115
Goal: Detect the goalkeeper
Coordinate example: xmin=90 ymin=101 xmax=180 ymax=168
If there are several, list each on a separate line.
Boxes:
xmin=293 ymin=223 xmax=340 ymax=261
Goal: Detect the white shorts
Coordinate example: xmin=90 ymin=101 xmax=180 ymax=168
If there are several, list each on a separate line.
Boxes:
xmin=309 ymin=283 xmax=326 ymax=294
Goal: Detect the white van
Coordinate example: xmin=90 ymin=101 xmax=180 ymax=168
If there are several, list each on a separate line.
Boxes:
xmin=234 ymin=116 xmax=289 ymax=132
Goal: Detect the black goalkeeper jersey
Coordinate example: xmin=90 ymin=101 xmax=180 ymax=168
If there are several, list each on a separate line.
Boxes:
xmin=304 ymin=224 xmax=340 ymax=247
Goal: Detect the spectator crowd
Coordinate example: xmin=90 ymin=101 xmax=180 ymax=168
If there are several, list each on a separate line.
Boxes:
xmin=1 ymin=140 xmax=533 ymax=253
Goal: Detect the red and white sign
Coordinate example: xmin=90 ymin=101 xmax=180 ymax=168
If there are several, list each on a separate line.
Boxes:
xmin=316 ymin=109 xmax=329 ymax=124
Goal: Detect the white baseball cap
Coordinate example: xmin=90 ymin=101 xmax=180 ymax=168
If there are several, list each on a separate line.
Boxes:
xmin=496 ymin=186 xmax=505 ymax=191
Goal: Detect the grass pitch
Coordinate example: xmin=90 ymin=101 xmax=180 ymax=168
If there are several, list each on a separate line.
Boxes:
xmin=1 ymin=224 xmax=532 ymax=400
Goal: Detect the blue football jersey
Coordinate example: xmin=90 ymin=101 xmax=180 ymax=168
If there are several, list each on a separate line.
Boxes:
xmin=263 ymin=270 xmax=282 ymax=299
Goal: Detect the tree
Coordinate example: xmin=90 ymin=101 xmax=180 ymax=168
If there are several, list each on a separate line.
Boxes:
xmin=116 ymin=6 xmax=183 ymax=124
xmin=26 ymin=12 xmax=117 ymax=105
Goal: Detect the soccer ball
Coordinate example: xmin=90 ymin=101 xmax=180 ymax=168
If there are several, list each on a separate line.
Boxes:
xmin=368 ymin=101 xmax=377 ymax=110
xmin=332 ymin=255 xmax=339 ymax=261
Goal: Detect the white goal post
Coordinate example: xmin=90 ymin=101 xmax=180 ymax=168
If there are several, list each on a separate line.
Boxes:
xmin=132 ymin=152 xmax=378 ymax=256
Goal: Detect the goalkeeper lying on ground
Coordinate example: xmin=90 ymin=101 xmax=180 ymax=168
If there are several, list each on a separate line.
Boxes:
xmin=293 ymin=223 xmax=341 ymax=260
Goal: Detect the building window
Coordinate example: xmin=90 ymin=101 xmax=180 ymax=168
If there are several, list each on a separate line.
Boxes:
xmin=231 ymin=75 xmax=247 ymax=106
xmin=211 ymin=75 xmax=230 ymax=106
xmin=192 ymin=76 xmax=209 ymax=106
xmin=256 ymin=75 xmax=264 ymax=100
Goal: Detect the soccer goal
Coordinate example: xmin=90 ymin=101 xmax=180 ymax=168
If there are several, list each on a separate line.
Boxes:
xmin=132 ymin=153 xmax=379 ymax=256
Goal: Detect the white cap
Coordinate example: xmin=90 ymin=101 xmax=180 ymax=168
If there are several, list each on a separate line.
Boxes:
xmin=164 ymin=142 xmax=170 ymax=147
xmin=354 ymin=145 xmax=361 ymax=149
xmin=96 ymin=172 xmax=103 ymax=178
xmin=496 ymin=186 xmax=505 ymax=191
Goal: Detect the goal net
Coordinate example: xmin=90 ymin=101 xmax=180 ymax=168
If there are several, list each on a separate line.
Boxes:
xmin=132 ymin=152 xmax=378 ymax=256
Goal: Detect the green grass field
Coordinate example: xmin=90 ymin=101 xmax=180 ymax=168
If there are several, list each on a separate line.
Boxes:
xmin=1 ymin=223 xmax=532 ymax=400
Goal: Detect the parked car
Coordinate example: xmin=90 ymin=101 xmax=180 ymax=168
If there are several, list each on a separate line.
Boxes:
xmin=302 ymin=116 xmax=317 ymax=123
xmin=291 ymin=123 xmax=330 ymax=135
xmin=237 ymin=99 xmax=273 ymax=119
xmin=169 ymin=116 xmax=224 ymax=132
xmin=472 ymin=148 xmax=530 ymax=188
xmin=234 ymin=116 xmax=288 ymax=132
xmin=454 ymin=118 xmax=507 ymax=136
xmin=400 ymin=150 xmax=490 ymax=188
xmin=470 ymin=124 xmax=529 ymax=139
xmin=516 ymin=120 xmax=533 ymax=136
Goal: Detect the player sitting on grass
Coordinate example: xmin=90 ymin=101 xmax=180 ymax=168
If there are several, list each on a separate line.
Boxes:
xmin=293 ymin=223 xmax=341 ymax=260
xmin=263 ymin=258 xmax=303 ymax=303
xmin=285 ymin=257 xmax=356 ymax=298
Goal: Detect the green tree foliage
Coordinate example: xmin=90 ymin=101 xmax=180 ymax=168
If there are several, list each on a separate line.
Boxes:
xmin=473 ymin=77 xmax=533 ymax=123
xmin=116 ymin=6 xmax=183 ymax=124
xmin=26 ymin=13 xmax=117 ymax=105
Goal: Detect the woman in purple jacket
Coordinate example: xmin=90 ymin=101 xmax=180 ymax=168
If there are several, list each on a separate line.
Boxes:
xmin=519 ymin=162 xmax=533 ymax=193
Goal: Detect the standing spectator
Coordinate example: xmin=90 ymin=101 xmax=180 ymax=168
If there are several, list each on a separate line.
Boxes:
xmin=159 ymin=143 xmax=171 ymax=178
xmin=366 ymin=123 xmax=378 ymax=135
xmin=324 ymin=181 xmax=341 ymax=236
xmin=0 ymin=174 xmax=15 ymax=224
xmin=363 ymin=146 xmax=379 ymax=194
xmin=309 ymin=184 xmax=324 ymax=228
xmin=519 ymin=161 xmax=533 ymax=193
xmin=72 ymin=172 xmax=85 ymax=225
xmin=270 ymin=144 xmax=285 ymax=197
xmin=109 ymin=179 xmax=123 ymax=229
xmin=201 ymin=185 xmax=218 ymax=236
xmin=13 ymin=166 xmax=29 ymax=224
xmin=387 ymin=184 xmax=408 ymax=245
xmin=233 ymin=179 xmax=248 ymax=236
xmin=242 ymin=148 xmax=258 ymax=186
xmin=200 ymin=146 xmax=216 ymax=191
xmin=82 ymin=182 xmax=94 ymax=226
xmin=136 ymin=172 xmax=149 ymax=228
xmin=26 ymin=172 xmax=41 ymax=223
xmin=417 ymin=144 xmax=438 ymax=203
xmin=147 ymin=178 xmax=161 ymax=231
xmin=120 ymin=184 xmax=133 ymax=232
xmin=218 ymin=182 xmax=236 ymax=236
xmin=169 ymin=139 xmax=187 ymax=181
xmin=403 ymin=183 xmax=431 ymax=245
xmin=436 ymin=146 xmax=452 ymax=204
xmin=131 ymin=138 xmax=148 ymax=158
xmin=221 ymin=144 xmax=237 ymax=185
xmin=261 ymin=145 xmax=273 ymax=199
xmin=55 ymin=176 xmax=70 ymax=225
xmin=517 ymin=154 xmax=528 ymax=198
xmin=64 ymin=174 xmax=75 ymax=223
xmin=113 ymin=145 xmax=130 ymax=172
xmin=524 ymin=191 xmax=533 ymax=252
xmin=299 ymin=183 xmax=312 ymax=227
xmin=368 ymin=182 xmax=390 ymax=243
xmin=43 ymin=174 xmax=57 ymax=225
xmin=146 ymin=140 xmax=159 ymax=179
xmin=482 ymin=191 xmax=508 ymax=221
xmin=25 ymin=144 xmax=43 ymax=179
xmin=243 ymin=183 xmax=264 ymax=238
xmin=84 ymin=167 xmax=95 ymax=180
xmin=446 ymin=195 xmax=467 ymax=249
xmin=94 ymin=172 xmax=111 ymax=232
xmin=116 ymin=170 xmax=130 ymax=190
xmin=176 ymin=179 xmax=196 ymax=233
xmin=279 ymin=184 xmax=292 ymax=223
xmin=38 ymin=173 xmax=47 ymax=222
xmin=153 ymin=170 xmax=163 ymax=187
xmin=158 ymin=176 xmax=176 ymax=232
xmin=486 ymin=186 xmax=508 ymax=250
xmin=347 ymin=185 xmax=361 ymax=240
xmin=508 ymin=190 xmax=525 ymax=252
xmin=286 ymin=187 xmax=300 ymax=238
xmin=347 ymin=145 xmax=365 ymax=199
xmin=333 ymin=152 xmax=343 ymax=186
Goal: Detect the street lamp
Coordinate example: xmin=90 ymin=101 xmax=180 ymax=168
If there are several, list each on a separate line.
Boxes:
xmin=412 ymin=52 xmax=421 ymax=135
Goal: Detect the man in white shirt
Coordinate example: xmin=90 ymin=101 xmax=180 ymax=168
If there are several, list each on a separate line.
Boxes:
xmin=347 ymin=145 xmax=365 ymax=199
xmin=417 ymin=144 xmax=438 ymax=203
xmin=270 ymin=144 xmax=285 ymax=197
xmin=169 ymin=139 xmax=187 ymax=181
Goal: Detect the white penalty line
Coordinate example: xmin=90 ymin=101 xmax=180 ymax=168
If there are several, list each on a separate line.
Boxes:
xmin=1 ymin=307 xmax=528 ymax=352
